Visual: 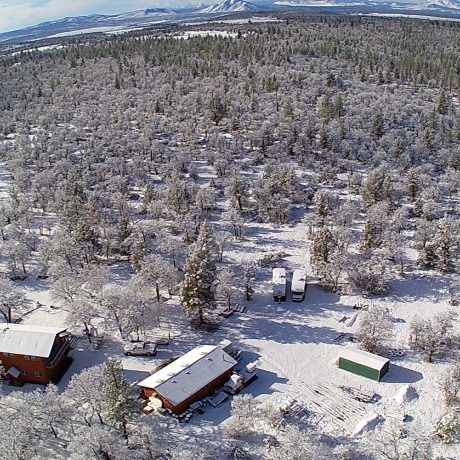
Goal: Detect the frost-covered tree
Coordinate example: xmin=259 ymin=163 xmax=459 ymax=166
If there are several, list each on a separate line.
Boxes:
xmin=157 ymin=234 xmax=186 ymax=268
xmin=22 ymin=384 xmax=69 ymax=439
xmin=65 ymin=363 xmax=108 ymax=426
xmin=355 ymin=306 xmax=393 ymax=354
xmin=433 ymin=217 xmax=458 ymax=272
xmin=226 ymin=176 xmax=249 ymax=211
xmin=265 ymin=425 xmax=331 ymax=460
xmin=242 ymin=261 xmax=257 ymax=301
xmin=0 ymin=394 xmax=44 ymax=460
xmin=67 ymin=423 xmax=134 ymax=460
xmin=140 ymin=253 xmax=179 ymax=302
xmin=313 ymin=191 xmax=336 ymax=228
xmin=223 ymin=206 xmax=245 ymax=238
xmin=361 ymin=165 xmax=393 ymax=209
xmin=181 ymin=222 xmax=218 ymax=324
xmin=346 ymin=254 xmax=390 ymax=296
xmin=0 ymin=277 xmax=29 ymax=323
xmin=216 ymin=267 xmax=239 ymax=308
xmin=368 ymin=425 xmax=433 ymax=460
xmin=408 ymin=311 xmax=457 ymax=362
xmin=414 ymin=218 xmax=437 ymax=269
xmin=216 ymin=231 xmax=232 ymax=263
xmin=226 ymin=394 xmax=261 ymax=438
xmin=440 ymin=363 xmax=460 ymax=407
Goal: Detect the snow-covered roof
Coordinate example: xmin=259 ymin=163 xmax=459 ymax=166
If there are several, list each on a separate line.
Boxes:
xmin=272 ymin=268 xmax=287 ymax=297
xmin=291 ymin=269 xmax=307 ymax=293
xmin=272 ymin=268 xmax=286 ymax=283
xmin=0 ymin=324 xmax=67 ymax=358
xmin=339 ymin=347 xmax=389 ymax=371
xmin=138 ymin=345 xmax=237 ymax=406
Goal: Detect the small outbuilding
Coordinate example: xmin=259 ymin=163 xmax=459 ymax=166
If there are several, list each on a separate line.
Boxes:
xmin=338 ymin=348 xmax=389 ymax=382
xmin=137 ymin=345 xmax=237 ymax=414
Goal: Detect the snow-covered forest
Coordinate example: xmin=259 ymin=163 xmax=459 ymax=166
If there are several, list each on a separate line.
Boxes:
xmin=0 ymin=15 xmax=460 ymax=459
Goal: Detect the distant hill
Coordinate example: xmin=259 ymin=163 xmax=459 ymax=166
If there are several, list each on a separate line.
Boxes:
xmin=1 ymin=1 xmax=460 ymax=45
xmin=199 ymin=0 xmax=262 ymax=13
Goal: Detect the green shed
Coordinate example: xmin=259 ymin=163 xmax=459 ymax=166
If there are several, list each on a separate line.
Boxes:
xmin=338 ymin=348 xmax=390 ymax=382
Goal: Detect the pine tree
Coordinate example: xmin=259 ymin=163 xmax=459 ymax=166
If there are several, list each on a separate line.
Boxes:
xmin=181 ymin=222 xmax=219 ymax=324
xmin=104 ymin=358 xmax=138 ymax=439
xmin=433 ymin=217 xmax=458 ymax=273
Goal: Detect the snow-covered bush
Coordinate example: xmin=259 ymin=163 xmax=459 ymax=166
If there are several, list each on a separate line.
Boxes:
xmin=440 ymin=363 xmax=460 ymax=407
xmin=435 ymin=407 xmax=460 ymax=444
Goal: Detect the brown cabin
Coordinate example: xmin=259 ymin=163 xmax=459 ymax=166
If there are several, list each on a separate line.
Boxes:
xmin=0 ymin=324 xmax=73 ymax=385
xmin=138 ymin=345 xmax=237 ymax=414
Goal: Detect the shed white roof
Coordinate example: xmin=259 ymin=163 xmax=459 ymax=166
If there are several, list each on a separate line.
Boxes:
xmin=339 ymin=347 xmax=389 ymax=371
xmin=138 ymin=345 xmax=237 ymax=406
xmin=0 ymin=324 xmax=66 ymax=358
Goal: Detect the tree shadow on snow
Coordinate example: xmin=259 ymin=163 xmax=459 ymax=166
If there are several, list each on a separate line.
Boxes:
xmin=387 ymin=274 xmax=450 ymax=304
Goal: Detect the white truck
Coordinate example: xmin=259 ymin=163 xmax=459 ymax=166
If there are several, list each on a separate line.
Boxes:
xmin=291 ymin=269 xmax=307 ymax=302
xmin=272 ymin=267 xmax=287 ymax=302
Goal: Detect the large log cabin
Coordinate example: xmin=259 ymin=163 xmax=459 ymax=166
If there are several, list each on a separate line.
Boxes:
xmin=0 ymin=324 xmax=73 ymax=385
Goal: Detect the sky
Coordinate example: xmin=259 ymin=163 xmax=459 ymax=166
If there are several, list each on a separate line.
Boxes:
xmin=0 ymin=0 xmax=196 ymax=33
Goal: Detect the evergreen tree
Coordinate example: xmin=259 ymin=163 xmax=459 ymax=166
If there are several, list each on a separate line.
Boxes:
xmin=103 ymin=358 xmax=138 ymax=439
xmin=181 ymin=222 xmax=218 ymax=324
xmin=434 ymin=217 xmax=458 ymax=273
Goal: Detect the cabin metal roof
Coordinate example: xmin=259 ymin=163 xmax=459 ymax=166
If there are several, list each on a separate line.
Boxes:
xmin=138 ymin=345 xmax=237 ymax=407
xmin=0 ymin=324 xmax=66 ymax=358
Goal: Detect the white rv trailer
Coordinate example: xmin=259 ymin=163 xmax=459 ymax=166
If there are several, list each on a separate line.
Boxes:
xmin=272 ymin=268 xmax=287 ymax=302
xmin=291 ymin=269 xmax=307 ymax=302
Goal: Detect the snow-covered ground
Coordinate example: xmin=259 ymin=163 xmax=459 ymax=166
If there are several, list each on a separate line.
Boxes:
xmin=0 ymin=140 xmax=458 ymax=457
xmin=171 ymin=30 xmax=241 ymax=39
xmin=363 ymin=12 xmax=460 ymax=21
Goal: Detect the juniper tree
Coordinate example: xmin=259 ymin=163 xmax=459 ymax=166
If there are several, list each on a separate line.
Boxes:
xmin=181 ymin=222 xmax=219 ymax=324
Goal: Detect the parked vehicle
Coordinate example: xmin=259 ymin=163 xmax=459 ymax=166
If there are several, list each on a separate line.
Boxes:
xmin=124 ymin=342 xmax=157 ymax=356
xmin=291 ymin=269 xmax=307 ymax=302
xmin=272 ymin=267 xmax=287 ymax=302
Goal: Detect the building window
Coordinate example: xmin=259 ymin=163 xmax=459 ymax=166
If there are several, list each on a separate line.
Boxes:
xmin=23 ymin=371 xmax=29 ymax=376
xmin=34 ymin=372 xmax=43 ymax=378
xmin=24 ymin=355 xmax=31 ymax=360
xmin=3 ymin=352 xmax=15 ymax=358
xmin=30 ymin=356 xmax=37 ymax=361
